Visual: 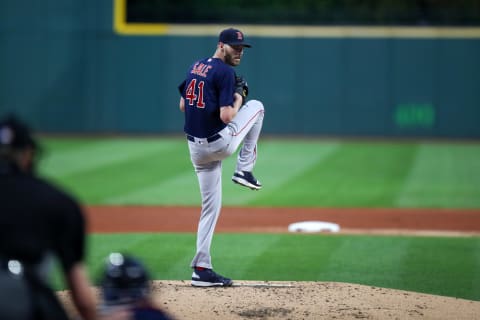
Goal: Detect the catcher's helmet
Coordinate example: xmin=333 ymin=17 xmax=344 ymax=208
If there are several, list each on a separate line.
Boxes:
xmin=100 ymin=253 xmax=151 ymax=305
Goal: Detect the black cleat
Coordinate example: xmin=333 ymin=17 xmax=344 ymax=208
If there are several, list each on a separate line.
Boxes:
xmin=191 ymin=268 xmax=233 ymax=287
xmin=232 ymin=171 xmax=262 ymax=190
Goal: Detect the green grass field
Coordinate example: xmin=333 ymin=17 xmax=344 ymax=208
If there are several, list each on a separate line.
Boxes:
xmin=57 ymin=233 xmax=479 ymax=301
xmin=38 ymin=137 xmax=480 ymax=300
xmin=39 ymin=137 xmax=480 ymax=208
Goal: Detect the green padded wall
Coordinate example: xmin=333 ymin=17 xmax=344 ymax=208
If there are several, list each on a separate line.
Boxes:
xmin=1 ymin=1 xmax=479 ymax=138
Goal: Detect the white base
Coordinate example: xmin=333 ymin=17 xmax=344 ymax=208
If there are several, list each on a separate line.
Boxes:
xmin=288 ymin=221 xmax=340 ymax=233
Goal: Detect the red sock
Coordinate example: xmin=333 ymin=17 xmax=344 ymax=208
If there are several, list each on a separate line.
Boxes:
xmin=195 ymin=266 xmax=206 ymax=271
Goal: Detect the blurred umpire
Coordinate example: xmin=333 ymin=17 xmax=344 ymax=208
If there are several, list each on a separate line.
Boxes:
xmin=0 ymin=114 xmax=97 ymax=320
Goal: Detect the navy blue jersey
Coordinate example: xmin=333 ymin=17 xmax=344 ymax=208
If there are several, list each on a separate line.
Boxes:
xmin=132 ymin=306 xmax=172 ymax=320
xmin=179 ymin=57 xmax=236 ymax=138
xmin=99 ymin=305 xmax=173 ymax=320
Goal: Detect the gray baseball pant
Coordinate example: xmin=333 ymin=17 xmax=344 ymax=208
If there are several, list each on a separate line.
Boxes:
xmin=188 ymin=100 xmax=265 ymax=269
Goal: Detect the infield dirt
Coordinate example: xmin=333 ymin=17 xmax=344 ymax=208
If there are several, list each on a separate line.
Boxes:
xmin=59 ymin=280 xmax=480 ymax=320
xmin=58 ymin=206 xmax=480 ymax=319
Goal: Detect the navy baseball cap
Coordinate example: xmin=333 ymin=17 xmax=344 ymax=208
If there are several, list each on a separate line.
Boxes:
xmin=219 ymin=28 xmax=251 ymax=48
xmin=0 ymin=115 xmax=37 ymax=150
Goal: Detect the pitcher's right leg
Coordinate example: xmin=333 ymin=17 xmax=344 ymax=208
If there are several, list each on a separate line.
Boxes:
xmin=189 ymin=160 xmax=232 ymax=286
xmin=190 ymin=160 xmax=222 ymax=269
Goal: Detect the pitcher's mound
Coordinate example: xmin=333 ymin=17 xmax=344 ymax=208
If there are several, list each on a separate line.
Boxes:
xmin=59 ymin=280 xmax=479 ymax=319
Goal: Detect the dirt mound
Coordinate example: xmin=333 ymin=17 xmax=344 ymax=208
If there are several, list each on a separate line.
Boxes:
xmin=60 ymin=206 xmax=479 ymax=318
xmin=58 ymin=280 xmax=480 ymax=319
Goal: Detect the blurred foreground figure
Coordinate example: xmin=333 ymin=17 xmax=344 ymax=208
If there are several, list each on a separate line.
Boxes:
xmin=99 ymin=253 xmax=174 ymax=320
xmin=0 ymin=114 xmax=97 ymax=320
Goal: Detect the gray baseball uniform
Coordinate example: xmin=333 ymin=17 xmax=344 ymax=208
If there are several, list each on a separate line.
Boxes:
xmin=188 ymin=100 xmax=264 ymax=269
xmin=178 ymin=28 xmax=264 ymax=286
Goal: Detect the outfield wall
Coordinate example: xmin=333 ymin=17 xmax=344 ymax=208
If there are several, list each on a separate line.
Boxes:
xmin=1 ymin=0 xmax=479 ymax=138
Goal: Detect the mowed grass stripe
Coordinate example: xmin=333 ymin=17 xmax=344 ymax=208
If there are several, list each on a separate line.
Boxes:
xmin=104 ymin=140 xmax=339 ymax=206
xmin=315 ymin=235 xmax=411 ymax=288
xmin=208 ymin=233 xmax=285 ymax=280
xmin=252 ymin=143 xmax=418 ymax=207
xmin=38 ymin=138 xmax=480 ymax=208
xmin=475 ymin=242 xmax=480 ymax=299
xmin=47 ymin=142 xmax=191 ymax=204
xmin=237 ymin=234 xmax=345 ymax=281
xmin=40 ymin=138 xmax=181 ymax=177
xmin=102 ymin=170 xmax=199 ymax=205
xmin=40 ymin=138 xmax=99 ymax=152
xmin=398 ymin=236 xmax=480 ymax=299
xmin=62 ymin=233 xmax=480 ymax=300
xmin=396 ymin=143 xmax=480 ymax=208
xmin=127 ymin=234 xmax=195 ymax=280
xmin=222 ymin=141 xmax=340 ymax=206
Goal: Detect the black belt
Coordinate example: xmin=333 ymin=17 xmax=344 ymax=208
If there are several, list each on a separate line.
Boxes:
xmin=186 ymin=133 xmax=221 ymax=143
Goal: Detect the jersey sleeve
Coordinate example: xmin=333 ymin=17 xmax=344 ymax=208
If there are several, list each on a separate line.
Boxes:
xmin=55 ymin=194 xmax=86 ymax=272
xmin=178 ymin=80 xmax=186 ymax=96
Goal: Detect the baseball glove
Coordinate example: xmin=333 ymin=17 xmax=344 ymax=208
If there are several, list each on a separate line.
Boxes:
xmin=234 ymin=75 xmax=249 ymax=105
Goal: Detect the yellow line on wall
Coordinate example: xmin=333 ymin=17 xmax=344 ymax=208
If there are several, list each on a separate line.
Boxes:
xmin=113 ymin=0 xmax=480 ymax=38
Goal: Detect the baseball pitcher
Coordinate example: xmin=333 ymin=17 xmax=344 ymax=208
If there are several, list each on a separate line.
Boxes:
xmin=178 ymin=28 xmax=265 ymax=286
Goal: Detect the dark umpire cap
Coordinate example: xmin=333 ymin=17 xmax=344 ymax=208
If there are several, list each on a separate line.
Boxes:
xmin=0 ymin=115 xmax=37 ymax=150
xmin=219 ymin=28 xmax=251 ymax=48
